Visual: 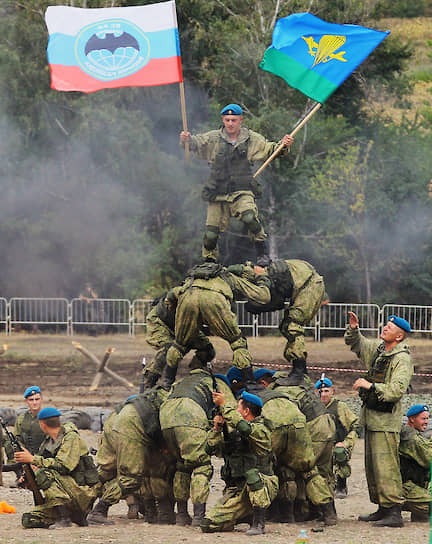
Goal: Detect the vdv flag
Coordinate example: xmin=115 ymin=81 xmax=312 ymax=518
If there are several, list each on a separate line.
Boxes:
xmin=45 ymin=1 xmax=182 ymax=93
xmin=260 ymin=12 xmax=389 ymax=103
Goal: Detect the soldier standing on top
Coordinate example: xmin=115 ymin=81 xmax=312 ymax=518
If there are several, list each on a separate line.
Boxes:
xmin=180 ymin=104 xmax=293 ymax=265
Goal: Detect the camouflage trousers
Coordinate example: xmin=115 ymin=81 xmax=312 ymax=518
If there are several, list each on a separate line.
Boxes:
xmin=402 ymin=481 xmax=431 ymax=515
xmin=22 ymin=473 xmax=100 ymax=528
xmin=99 ymin=405 xmax=174 ymax=506
xmin=203 ymin=191 xmax=266 ymax=261
xmin=203 ymin=474 xmax=279 ymax=531
xmin=163 ymin=426 xmax=213 ymax=504
xmin=281 ymin=273 xmax=324 ymax=361
xmin=145 ymin=313 xmax=174 ymax=377
xmin=365 ymin=430 xmax=404 ymax=507
xmin=168 ymin=288 xmax=252 ymax=370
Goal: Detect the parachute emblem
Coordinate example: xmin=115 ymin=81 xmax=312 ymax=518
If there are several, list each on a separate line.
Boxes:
xmin=302 ymin=35 xmax=347 ymax=67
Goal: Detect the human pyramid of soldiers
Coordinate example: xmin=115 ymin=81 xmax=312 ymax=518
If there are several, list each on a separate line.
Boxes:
xmin=0 ymin=105 xmax=430 ymax=533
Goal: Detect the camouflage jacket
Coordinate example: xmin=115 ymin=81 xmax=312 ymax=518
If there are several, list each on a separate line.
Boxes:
xmin=178 ymin=269 xmax=270 ymax=305
xmin=344 ymin=326 xmax=413 ymax=431
xmin=186 ymin=126 xmax=285 ymax=167
xmin=325 ymin=397 xmax=360 ymax=453
xmin=33 ymin=422 xmax=89 ymax=475
xmin=399 ymin=424 xmax=432 ymax=487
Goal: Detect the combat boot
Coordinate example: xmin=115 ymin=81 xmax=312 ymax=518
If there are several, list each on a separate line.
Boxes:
xmin=320 ymin=501 xmax=337 ymax=526
xmin=265 ymin=499 xmax=280 ymax=522
xmin=286 ymin=358 xmax=307 ymax=385
xmin=69 ymin=509 xmax=89 ymax=527
xmin=246 ymin=507 xmax=266 ymax=535
xmin=139 ymin=499 xmax=158 ymax=523
xmin=358 ymin=506 xmax=385 ymax=522
xmin=335 ymin=477 xmax=347 ymax=499
xmin=87 ymin=499 xmax=114 ymax=525
xmin=276 ymin=499 xmax=295 ymax=523
xmin=176 ymin=500 xmax=192 ymax=526
xmin=126 ymin=496 xmax=140 ymax=519
xmin=191 ymin=502 xmax=206 ymax=527
xmin=255 ymin=241 xmax=271 ymax=267
xmin=49 ymin=505 xmax=73 ymax=529
xmin=373 ymin=505 xmax=404 ymax=527
xmin=411 ymin=510 xmax=430 ymax=522
xmin=157 ymin=498 xmax=176 ymax=525
xmin=160 ymin=364 xmax=178 ymax=391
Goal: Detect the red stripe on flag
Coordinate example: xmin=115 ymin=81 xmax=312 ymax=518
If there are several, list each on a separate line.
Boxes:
xmin=49 ymin=56 xmax=183 ymax=92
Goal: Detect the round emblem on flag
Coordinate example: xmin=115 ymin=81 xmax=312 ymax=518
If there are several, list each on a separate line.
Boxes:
xmin=75 ymin=19 xmax=150 ymax=81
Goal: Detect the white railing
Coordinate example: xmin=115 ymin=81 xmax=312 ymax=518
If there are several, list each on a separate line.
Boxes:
xmin=2 ymin=298 xmax=430 ymax=339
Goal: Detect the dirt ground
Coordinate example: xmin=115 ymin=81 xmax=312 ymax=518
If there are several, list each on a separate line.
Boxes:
xmin=0 ymin=333 xmax=431 ymax=543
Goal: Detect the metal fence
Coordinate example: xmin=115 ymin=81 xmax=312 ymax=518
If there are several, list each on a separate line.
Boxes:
xmin=2 ymin=298 xmax=431 ymax=338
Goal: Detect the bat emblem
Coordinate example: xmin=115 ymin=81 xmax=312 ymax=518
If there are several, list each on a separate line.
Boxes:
xmin=85 ymin=32 xmax=140 ymax=56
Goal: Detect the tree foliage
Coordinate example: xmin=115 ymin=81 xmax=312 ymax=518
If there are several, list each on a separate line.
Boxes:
xmin=0 ymin=0 xmax=431 ymax=303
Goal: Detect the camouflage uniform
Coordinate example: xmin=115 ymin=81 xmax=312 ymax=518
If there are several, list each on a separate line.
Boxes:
xmin=325 ymin=397 xmax=360 ymax=481
xmin=160 ymin=370 xmax=235 ymax=506
xmin=166 ymin=265 xmax=270 ymax=372
xmin=268 ymin=373 xmax=335 ymax=508
xmin=4 ymin=410 xmax=46 ymax=462
xmin=201 ymin=402 xmax=278 ymax=532
xmin=276 ymin=260 xmax=325 ymax=362
xmin=186 ymin=126 xmax=288 ymax=260
xmin=21 ymin=422 xmax=100 ymax=528
xmin=399 ymin=424 xmax=431 ymax=517
xmin=98 ymin=388 xmax=173 ymax=507
xmin=144 ymin=290 xmax=215 ymax=385
xmin=345 ymin=326 xmax=413 ymax=508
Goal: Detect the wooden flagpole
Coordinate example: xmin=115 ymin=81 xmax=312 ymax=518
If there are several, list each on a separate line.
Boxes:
xmin=179 ymin=81 xmax=190 ymax=163
xmin=253 ymin=101 xmax=321 ymax=178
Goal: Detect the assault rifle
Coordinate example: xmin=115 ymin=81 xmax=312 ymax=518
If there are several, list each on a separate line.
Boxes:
xmin=207 ymin=362 xmax=228 ymax=436
xmin=0 ymin=416 xmax=44 ymax=505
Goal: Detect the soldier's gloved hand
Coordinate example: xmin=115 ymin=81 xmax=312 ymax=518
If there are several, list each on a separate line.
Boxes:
xmin=227 ymin=264 xmax=244 ymax=276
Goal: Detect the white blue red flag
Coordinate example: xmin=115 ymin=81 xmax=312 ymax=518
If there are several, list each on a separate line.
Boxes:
xmin=45 ymin=1 xmax=182 ymax=93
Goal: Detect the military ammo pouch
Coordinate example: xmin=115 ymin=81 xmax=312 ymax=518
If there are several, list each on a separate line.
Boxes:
xmin=359 ymin=387 xmax=394 ymax=412
xmin=359 ymin=349 xmax=395 ymax=413
xmin=128 ymin=391 xmax=165 ymax=440
xmin=246 ymin=468 xmax=263 ymax=491
xmin=72 ymin=455 xmax=100 ymax=486
xmin=35 ymin=468 xmax=55 ymax=490
xmin=333 ymin=446 xmax=349 ymax=464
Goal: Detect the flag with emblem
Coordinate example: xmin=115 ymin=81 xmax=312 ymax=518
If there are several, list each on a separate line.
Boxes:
xmin=259 ymin=12 xmax=389 ymax=103
xmin=45 ymin=0 xmax=182 ymax=93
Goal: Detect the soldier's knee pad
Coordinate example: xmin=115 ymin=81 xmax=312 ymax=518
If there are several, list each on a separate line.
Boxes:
xmin=240 ymin=210 xmax=261 ymax=235
xmin=203 ymin=226 xmax=220 ymax=250
xmin=246 ymin=468 xmax=263 ymax=491
xmin=22 ymin=512 xmax=49 ymax=529
xmin=229 ymin=336 xmax=248 ymax=351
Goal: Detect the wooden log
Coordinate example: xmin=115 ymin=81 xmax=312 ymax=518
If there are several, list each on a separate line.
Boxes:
xmin=72 ymin=342 xmax=134 ymax=390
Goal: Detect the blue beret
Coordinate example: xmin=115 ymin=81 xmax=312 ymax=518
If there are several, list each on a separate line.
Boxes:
xmin=24 ymin=386 xmax=41 ymax=398
xmin=240 ymin=391 xmax=263 ymax=408
xmin=220 ymin=104 xmax=243 ymax=116
xmin=254 ymin=368 xmax=275 ymax=381
xmin=226 ymin=366 xmax=243 ymax=384
xmin=126 ymin=394 xmax=137 ymax=402
xmin=314 ymin=378 xmax=333 ymax=389
xmin=388 ymin=315 xmax=411 ymax=333
xmin=38 ymin=407 xmax=61 ymax=420
xmin=215 ymin=374 xmax=231 ymax=387
xmin=407 ymin=404 xmax=429 ymax=417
